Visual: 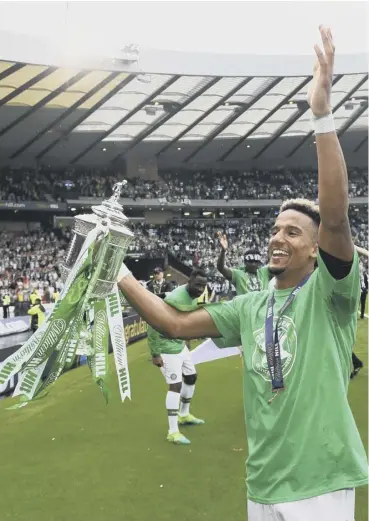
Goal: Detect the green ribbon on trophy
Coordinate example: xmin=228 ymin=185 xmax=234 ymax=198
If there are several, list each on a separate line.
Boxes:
xmin=0 ymin=183 xmax=134 ymax=409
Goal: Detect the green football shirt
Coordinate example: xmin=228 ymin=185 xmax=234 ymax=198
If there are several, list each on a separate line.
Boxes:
xmin=206 ymin=251 xmax=368 ymax=504
xmin=147 ymin=285 xmax=201 ymax=357
xmin=231 ymin=266 xmax=270 ymax=295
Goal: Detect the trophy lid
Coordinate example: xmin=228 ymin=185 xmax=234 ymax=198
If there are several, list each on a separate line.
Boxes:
xmin=92 ymin=181 xmax=129 ymax=226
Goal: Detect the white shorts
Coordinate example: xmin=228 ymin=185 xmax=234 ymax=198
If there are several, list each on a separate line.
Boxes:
xmin=247 ymin=488 xmax=355 ymax=521
xmin=160 ymin=346 xmax=196 ymax=384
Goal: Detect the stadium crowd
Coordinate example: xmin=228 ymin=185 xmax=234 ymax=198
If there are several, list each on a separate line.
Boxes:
xmin=1 ymin=205 xmax=367 ymax=315
xmin=0 ymin=228 xmax=69 ymax=314
xmin=0 ymin=166 xmax=367 ymax=202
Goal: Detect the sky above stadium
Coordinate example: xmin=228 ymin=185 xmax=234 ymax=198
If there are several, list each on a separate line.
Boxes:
xmin=0 ymin=0 xmax=367 ymax=57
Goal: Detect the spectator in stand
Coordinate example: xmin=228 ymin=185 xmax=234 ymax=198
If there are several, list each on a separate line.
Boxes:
xmin=147 ymin=268 xmax=173 ymax=298
xmin=30 ymin=287 xmax=41 ymax=305
xmin=0 ymin=166 xmax=367 ymax=202
xmin=2 ymin=292 xmax=10 ymax=319
xmin=52 ymin=288 xmax=60 ymax=302
xmin=0 ymin=227 xmax=69 ymax=305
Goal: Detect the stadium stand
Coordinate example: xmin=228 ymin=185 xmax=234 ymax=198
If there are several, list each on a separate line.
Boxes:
xmin=0 ymin=166 xmax=367 ymax=201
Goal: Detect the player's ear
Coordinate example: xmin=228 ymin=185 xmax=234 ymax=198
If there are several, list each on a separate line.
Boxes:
xmin=311 ymin=241 xmax=318 ymax=260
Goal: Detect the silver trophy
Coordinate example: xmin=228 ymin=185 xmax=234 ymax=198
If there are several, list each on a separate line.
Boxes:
xmin=61 ymin=181 xmax=134 ymax=299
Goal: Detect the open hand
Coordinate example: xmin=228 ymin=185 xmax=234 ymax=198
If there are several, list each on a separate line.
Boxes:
xmin=217 ymin=232 xmax=228 ymax=251
xmin=307 ymin=25 xmax=335 ymax=117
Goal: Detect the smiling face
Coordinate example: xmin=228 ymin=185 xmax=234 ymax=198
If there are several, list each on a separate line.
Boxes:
xmin=268 ymin=210 xmax=318 ymax=279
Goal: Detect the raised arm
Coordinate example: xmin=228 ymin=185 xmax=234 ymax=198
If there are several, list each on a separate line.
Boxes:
xmin=216 ymin=233 xmax=233 ymax=281
xmin=309 ymin=26 xmax=354 ymax=261
xmin=118 ymin=272 xmax=220 ymax=340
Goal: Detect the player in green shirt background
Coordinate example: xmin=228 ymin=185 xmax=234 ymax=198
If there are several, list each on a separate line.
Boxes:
xmin=147 ymin=268 xmax=208 ymax=445
xmin=118 ymin=27 xmax=368 ymax=521
xmin=216 ymin=233 xmax=270 ymax=294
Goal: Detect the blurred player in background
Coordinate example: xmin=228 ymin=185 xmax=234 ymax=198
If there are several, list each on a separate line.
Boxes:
xmin=355 ymin=245 xmax=368 ymax=319
xmin=147 ymin=269 xmax=207 ymax=445
xmin=359 ymin=263 xmax=368 ymax=319
xmin=350 ymin=245 xmax=368 ymax=378
xmin=216 ymin=232 xmax=270 ymax=294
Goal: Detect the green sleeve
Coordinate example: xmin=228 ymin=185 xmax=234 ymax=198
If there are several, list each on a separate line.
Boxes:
xmin=316 ymin=249 xmax=361 ymax=314
xmin=212 ymin=336 xmax=239 ymax=349
xmin=205 ymin=298 xmax=243 ymax=347
xmin=147 ymin=326 xmax=161 ymax=357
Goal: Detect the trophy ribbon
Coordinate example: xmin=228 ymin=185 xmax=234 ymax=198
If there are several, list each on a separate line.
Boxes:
xmin=0 ymin=183 xmax=134 ymax=408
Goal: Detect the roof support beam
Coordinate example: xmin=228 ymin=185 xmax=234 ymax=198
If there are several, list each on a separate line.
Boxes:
xmin=184 ymin=78 xmax=282 ymax=163
xmin=337 ymin=102 xmax=368 ymax=137
xmin=253 ymin=76 xmax=342 ymax=159
xmin=155 ymin=77 xmax=250 ymax=157
xmin=0 ymin=70 xmax=88 ymax=139
xmin=0 ymin=62 xmax=25 ymax=82
xmin=71 ymin=76 xmax=179 ymax=164
xmin=353 ymin=135 xmax=367 ymax=153
xmin=10 ymin=72 xmax=121 ymax=159
xmin=111 ymin=77 xmax=220 ymax=162
xmin=0 ymin=67 xmax=58 ymax=108
xmin=219 ymin=77 xmax=310 ymax=162
xmin=36 ymin=75 xmax=134 ymax=160
xmin=286 ymin=74 xmax=368 ymax=158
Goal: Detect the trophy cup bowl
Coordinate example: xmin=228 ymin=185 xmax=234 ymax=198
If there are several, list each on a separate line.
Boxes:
xmin=61 ymin=182 xmax=134 ymax=299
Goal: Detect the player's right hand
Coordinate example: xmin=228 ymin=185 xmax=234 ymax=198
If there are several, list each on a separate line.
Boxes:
xmin=152 ymin=355 xmax=164 ymax=367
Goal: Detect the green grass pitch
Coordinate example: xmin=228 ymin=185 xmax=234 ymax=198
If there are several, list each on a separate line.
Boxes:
xmin=1 ymin=319 xmax=367 ymax=521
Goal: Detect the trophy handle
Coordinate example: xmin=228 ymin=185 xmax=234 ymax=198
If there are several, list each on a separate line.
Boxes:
xmin=110 ymin=181 xmax=128 ymax=204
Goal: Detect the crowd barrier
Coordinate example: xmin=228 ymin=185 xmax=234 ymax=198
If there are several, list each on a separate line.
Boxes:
xmin=0 ymin=303 xmax=55 ymax=336
xmin=0 ymin=311 xmax=148 ymax=397
xmin=0 ymin=316 xmax=30 ymax=336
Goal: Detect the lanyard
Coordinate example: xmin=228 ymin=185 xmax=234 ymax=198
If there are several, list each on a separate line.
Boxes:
xmin=265 ymin=273 xmax=311 ymax=394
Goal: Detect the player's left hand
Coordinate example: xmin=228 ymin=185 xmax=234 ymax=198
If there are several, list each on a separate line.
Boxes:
xmin=307 ymin=25 xmax=335 ymax=117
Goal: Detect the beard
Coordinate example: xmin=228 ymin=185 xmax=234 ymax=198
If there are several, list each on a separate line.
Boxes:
xmin=268 ymin=266 xmax=286 ymax=277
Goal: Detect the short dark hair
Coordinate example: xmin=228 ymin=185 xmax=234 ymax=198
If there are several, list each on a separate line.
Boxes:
xmin=279 ymin=198 xmax=320 ymax=228
xmin=190 ymin=268 xmax=207 ymax=279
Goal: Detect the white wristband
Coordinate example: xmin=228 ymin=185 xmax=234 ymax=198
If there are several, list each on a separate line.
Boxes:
xmin=311 ymin=113 xmax=335 ymax=134
xmin=117 ymin=263 xmax=131 ymax=283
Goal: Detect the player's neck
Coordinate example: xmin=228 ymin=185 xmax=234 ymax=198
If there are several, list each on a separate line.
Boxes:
xmin=275 ymin=265 xmax=314 ymax=290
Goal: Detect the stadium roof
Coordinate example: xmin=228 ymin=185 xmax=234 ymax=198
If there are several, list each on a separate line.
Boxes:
xmin=0 ymin=58 xmax=367 ymax=168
